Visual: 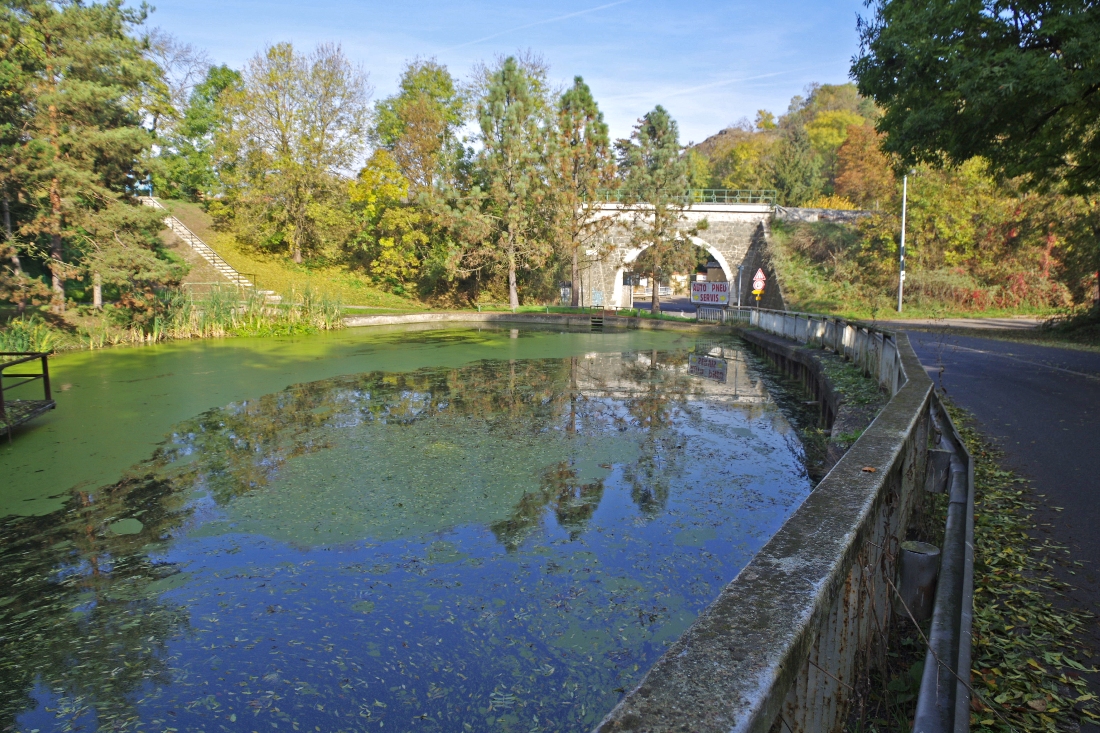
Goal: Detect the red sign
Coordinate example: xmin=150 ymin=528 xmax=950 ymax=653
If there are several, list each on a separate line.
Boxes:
xmin=755 ymin=268 xmax=766 ymax=281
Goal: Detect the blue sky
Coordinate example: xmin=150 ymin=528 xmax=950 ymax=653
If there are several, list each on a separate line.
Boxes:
xmin=143 ymin=0 xmax=868 ymax=143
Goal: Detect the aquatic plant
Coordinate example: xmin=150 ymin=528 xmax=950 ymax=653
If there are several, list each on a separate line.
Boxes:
xmin=75 ymin=285 xmax=347 ymax=348
xmin=0 ymin=315 xmax=60 ymax=354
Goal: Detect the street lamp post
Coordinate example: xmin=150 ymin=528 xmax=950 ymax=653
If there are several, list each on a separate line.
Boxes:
xmin=737 ymin=265 xmax=743 ymax=310
xmin=897 ymin=172 xmax=910 ymax=313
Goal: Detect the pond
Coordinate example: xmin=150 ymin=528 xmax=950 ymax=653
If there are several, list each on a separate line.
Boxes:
xmin=0 ymin=325 xmax=816 ymax=732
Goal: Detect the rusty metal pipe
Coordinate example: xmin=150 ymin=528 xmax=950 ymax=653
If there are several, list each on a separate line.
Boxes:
xmin=898 ymin=541 xmax=941 ymax=623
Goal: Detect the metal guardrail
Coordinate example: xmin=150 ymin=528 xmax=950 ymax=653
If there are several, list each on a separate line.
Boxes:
xmin=696 ymin=306 xmax=752 ymax=324
xmin=749 ymin=308 xmax=975 ymax=733
xmin=916 ymin=397 xmax=975 ymax=733
xmin=592 ymin=189 xmax=778 ymax=205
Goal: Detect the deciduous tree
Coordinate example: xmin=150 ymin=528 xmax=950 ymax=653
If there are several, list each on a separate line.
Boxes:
xmin=854 ymin=0 xmax=1100 ymax=196
xmin=835 ymin=124 xmax=895 ymax=210
xmin=371 ymin=59 xmax=465 ymax=196
xmin=154 ymin=64 xmax=241 ymax=200
xmin=215 ymin=42 xmax=370 ymax=263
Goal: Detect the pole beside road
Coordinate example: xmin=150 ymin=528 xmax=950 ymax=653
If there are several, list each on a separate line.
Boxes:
xmin=898 ymin=173 xmax=908 ymax=313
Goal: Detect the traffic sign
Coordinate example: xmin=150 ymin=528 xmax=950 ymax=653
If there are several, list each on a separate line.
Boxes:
xmin=752 ymin=278 xmax=765 ymax=291
xmin=754 ymin=268 xmax=766 ymax=281
xmin=690 ymin=280 xmax=730 ymax=305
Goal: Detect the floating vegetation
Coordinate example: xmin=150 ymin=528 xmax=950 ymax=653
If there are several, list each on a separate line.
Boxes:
xmin=0 ymin=338 xmax=820 ymax=732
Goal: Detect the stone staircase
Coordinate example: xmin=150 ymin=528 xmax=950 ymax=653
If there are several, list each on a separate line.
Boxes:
xmin=139 ymin=197 xmax=281 ymax=303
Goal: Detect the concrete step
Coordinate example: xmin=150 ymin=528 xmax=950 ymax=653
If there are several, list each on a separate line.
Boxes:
xmin=150 ymin=201 xmax=262 ymax=293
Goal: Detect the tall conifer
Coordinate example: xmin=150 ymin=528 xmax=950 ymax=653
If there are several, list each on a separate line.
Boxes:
xmin=476 ymin=57 xmax=552 ymax=309
xmin=5 ymin=0 xmax=164 ymax=311
xmin=552 ymin=76 xmax=614 ymax=307
xmin=617 ymin=106 xmax=695 ymax=310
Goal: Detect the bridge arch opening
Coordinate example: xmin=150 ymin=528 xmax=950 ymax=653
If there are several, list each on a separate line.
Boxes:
xmin=611 ymin=236 xmax=733 ymax=308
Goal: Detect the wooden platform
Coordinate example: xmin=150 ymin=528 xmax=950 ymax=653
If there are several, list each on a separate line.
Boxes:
xmin=1 ymin=399 xmax=56 ymax=437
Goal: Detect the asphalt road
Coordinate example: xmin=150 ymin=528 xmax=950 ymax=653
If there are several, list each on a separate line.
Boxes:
xmin=904 ymin=329 xmax=1100 ymax=717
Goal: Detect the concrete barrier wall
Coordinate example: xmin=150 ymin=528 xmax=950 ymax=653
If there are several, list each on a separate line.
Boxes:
xmin=597 ymin=311 xmax=939 ymax=733
xmin=344 ymin=311 xmax=714 ymax=332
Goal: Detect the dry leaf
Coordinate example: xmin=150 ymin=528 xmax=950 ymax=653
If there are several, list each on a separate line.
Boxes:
xmin=861 ymin=467 xmax=877 ymax=473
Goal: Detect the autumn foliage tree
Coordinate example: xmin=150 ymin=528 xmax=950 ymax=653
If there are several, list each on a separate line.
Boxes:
xmin=371 ymin=60 xmax=465 ymax=197
xmin=834 ymin=124 xmax=894 ymax=210
xmin=214 ymin=43 xmax=371 ymax=263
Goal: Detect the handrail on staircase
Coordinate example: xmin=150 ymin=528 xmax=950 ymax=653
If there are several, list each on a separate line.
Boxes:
xmin=139 ymin=196 xmax=259 ymax=292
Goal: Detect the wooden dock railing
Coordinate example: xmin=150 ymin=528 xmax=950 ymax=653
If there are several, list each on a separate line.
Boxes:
xmin=0 ymin=352 xmax=55 ymax=441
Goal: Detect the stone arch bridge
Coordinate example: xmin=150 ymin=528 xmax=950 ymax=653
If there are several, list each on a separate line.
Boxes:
xmin=575 ymin=197 xmax=786 ymax=310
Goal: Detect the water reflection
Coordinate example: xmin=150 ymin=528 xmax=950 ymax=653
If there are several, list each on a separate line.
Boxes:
xmin=0 ymin=342 xmax=811 ymax=732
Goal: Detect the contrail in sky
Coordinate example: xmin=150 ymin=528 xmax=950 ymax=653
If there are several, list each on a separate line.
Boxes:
xmin=601 ymin=64 xmax=841 ymax=103
xmin=441 ymin=0 xmax=634 ymax=52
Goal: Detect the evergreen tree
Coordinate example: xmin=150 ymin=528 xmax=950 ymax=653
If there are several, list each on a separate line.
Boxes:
xmin=475 ymin=56 xmax=553 ymax=309
xmin=617 ymin=106 xmax=696 ymax=310
xmin=2 ymin=0 xmax=168 ymax=312
xmin=551 ymin=76 xmax=614 ymax=307
xmin=770 ymin=126 xmax=824 ymax=206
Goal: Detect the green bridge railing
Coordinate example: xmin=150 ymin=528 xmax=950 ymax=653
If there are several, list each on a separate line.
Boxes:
xmin=592 ymin=189 xmax=777 ymax=205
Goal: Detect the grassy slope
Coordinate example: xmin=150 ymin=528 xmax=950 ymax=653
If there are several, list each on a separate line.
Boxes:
xmin=161 ymin=200 xmax=424 ymax=309
xmin=768 ymin=225 xmax=1060 ymax=322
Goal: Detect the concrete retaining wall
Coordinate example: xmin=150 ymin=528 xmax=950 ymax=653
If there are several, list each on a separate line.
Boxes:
xmin=344 ymin=311 xmax=718 ymax=332
xmin=597 ymin=311 xmax=936 ymax=733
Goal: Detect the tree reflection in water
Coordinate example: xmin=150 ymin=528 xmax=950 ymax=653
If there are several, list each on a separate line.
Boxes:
xmin=0 ymin=344 xmax=810 ymax=732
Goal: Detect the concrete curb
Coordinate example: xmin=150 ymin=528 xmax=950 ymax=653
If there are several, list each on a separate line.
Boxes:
xmin=343 ymin=311 xmax=722 ymax=332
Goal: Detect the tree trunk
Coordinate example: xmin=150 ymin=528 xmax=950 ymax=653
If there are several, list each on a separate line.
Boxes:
xmin=508 ymin=253 xmax=519 ymax=310
xmin=93 ymin=272 xmax=103 ymax=310
xmin=570 ymin=244 xmax=579 ymax=307
xmin=2 ymin=194 xmax=25 ymax=314
xmin=293 ymin=245 xmax=302 ymax=264
xmin=651 ymin=275 xmax=660 ymax=312
xmin=49 ymin=177 xmax=64 ymax=312
xmin=2 ymin=195 xmax=19 ymax=275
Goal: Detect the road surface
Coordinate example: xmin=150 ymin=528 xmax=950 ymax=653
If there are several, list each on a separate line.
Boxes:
xmin=904 ymin=329 xmax=1100 ymax=724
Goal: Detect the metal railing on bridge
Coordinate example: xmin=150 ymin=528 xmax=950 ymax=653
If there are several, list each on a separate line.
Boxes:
xmin=591 ymin=189 xmax=777 ymax=205
xmin=696 ymin=306 xmax=752 ymax=324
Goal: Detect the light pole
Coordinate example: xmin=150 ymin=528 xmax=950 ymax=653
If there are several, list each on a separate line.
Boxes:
xmin=897 ymin=170 xmax=913 ymax=313
xmin=737 ymin=265 xmax=743 ymax=310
